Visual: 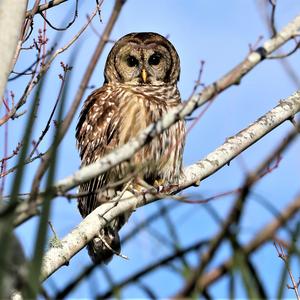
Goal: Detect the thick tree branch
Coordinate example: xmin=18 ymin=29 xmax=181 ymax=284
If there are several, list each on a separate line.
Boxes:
xmin=40 ymin=90 xmax=300 ymax=281
xmin=0 ymin=0 xmax=28 ymax=102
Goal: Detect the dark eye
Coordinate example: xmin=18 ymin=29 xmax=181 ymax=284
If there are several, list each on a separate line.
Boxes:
xmin=126 ymin=55 xmax=139 ymax=67
xmin=148 ymin=53 xmax=161 ymax=65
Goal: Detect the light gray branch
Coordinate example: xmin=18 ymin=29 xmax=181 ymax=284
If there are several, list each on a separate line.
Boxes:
xmin=0 ymin=0 xmax=28 ymax=102
xmin=41 ymin=90 xmax=300 ymax=281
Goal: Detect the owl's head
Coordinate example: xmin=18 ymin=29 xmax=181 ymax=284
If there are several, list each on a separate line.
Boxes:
xmin=104 ymin=32 xmax=180 ymax=86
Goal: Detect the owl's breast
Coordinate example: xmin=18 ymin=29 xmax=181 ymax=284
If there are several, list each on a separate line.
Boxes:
xmin=115 ymin=87 xmax=185 ymax=183
xmin=118 ymin=93 xmax=149 ymax=145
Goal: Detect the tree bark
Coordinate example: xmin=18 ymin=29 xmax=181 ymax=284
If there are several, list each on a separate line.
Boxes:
xmin=0 ymin=0 xmax=28 ymax=102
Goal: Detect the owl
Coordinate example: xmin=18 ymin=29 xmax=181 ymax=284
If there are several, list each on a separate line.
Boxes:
xmin=76 ymin=32 xmax=185 ymax=264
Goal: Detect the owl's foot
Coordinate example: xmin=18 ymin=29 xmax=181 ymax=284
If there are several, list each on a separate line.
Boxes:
xmin=129 ymin=178 xmax=169 ymax=196
xmin=128 ymin=178 xmax=169 ymax=195
xmin=153 ymin=178 xmax=165 ymax=187
xmin=153 ymin=178 xmax=166 ymax=192
xmin=129 ymin=178 xmax=154 ymax=195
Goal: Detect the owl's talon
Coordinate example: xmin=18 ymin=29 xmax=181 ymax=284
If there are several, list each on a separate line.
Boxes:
xmin=153 ymin=179 xmax=165 ymax=187
xmin=153 ymin=179 xmax=165 ymax=193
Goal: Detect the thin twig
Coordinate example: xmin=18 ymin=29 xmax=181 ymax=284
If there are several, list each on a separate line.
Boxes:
xmin=38 ymin=0 xmax=79 ymax=31
xmin=28 ymin=63 xmax=71 ymax=158
xmin=198 ymin=194 xmax=300 ymax=289
xmin=268 ymin=39 xmax=300 ymax=59
xmin=269 ymin=0 xmax=277 ymax=36
xmin=274 ymin=240 xmax=300 ymax=299
xmin=96 ymin=239 xmax=208 ymax=299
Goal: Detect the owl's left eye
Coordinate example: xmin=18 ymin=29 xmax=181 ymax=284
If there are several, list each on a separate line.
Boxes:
xmin=148 ymin=53 xmax=161 ymax=66
xmin=126 ymin=55 xmax=139 ymax=67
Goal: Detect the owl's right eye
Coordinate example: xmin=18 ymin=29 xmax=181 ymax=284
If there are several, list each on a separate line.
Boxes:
xmin=126 ymin=55 xmax=139 ymax=67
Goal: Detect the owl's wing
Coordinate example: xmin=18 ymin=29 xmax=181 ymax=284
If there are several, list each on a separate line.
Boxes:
xmin=76 ymin=86 xmax=120 ymax=217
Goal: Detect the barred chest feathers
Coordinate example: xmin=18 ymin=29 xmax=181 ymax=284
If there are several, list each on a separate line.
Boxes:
xmin=113 ymin=83 xmax=185 ymax=183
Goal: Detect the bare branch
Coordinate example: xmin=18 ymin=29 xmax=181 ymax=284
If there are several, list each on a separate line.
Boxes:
xmin=39 ymin=90 xmax=300 ymax=280
xmin=173 ymin=123 xmax=299 ymax=298
xmin=13 ymin=89 xmax=300 ymax=225
xmin=38 ymin=0 xmax=79 ymax=31
xmin=257 ymin=2 xmax=300 ymax=87
xmin=11 ymin=0 xmax=41 ymax=72
xmin=28 ymin=63 xmax=71 ymax=158
xmin=268 ymin=39 xmax=300 ymax=59
xmin=269 ymin=0 xmax=277 ymax=36
xmin=95 ymin=238 xmax=209 ymax=299
xmin=198 ymin=194 xmax=300 ymax=289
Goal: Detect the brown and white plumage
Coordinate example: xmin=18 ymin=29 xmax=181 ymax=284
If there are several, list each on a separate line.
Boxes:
xmin=76 ymin=32 xmax=185 ymax=264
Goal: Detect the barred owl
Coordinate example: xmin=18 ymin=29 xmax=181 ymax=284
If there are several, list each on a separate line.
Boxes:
xmin=76 ymin=32 xmax=185 ymax=264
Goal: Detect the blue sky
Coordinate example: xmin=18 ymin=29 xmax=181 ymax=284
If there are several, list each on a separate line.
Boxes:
xmin=1 ymin=0 xmax=300 ymax=298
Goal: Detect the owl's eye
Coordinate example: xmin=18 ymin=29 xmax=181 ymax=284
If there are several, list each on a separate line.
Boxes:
xmin=148 ymin=53 xmax=161 ymax=66
xmin=126 ymin=55 xmax=139 ymax=67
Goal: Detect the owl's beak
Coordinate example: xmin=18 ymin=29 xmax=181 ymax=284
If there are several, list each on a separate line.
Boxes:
xmin=141 ymin=68 xmax=147 ymax=83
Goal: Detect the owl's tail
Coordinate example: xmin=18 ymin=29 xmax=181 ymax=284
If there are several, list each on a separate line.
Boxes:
xmin=85 ymin=210 xmax=131 ymax=264
xmin=87 ymin=225 xmax=121 ymax=264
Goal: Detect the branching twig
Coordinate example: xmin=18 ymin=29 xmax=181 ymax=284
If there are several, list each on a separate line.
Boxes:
xmin=9 ymin=48 xmax=54 ymax=81
xmin=0 ymin=39 xmax=42 ymax=126
xmin=274 ymin=240 xmax=300 ymax=299
xmin=10 ymin=0 xmax=41 ymax=74
xmin=257 ymin=1 xmax=300 ymax=87
xmin=0 ymin=152 xmax=44 ymax=179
